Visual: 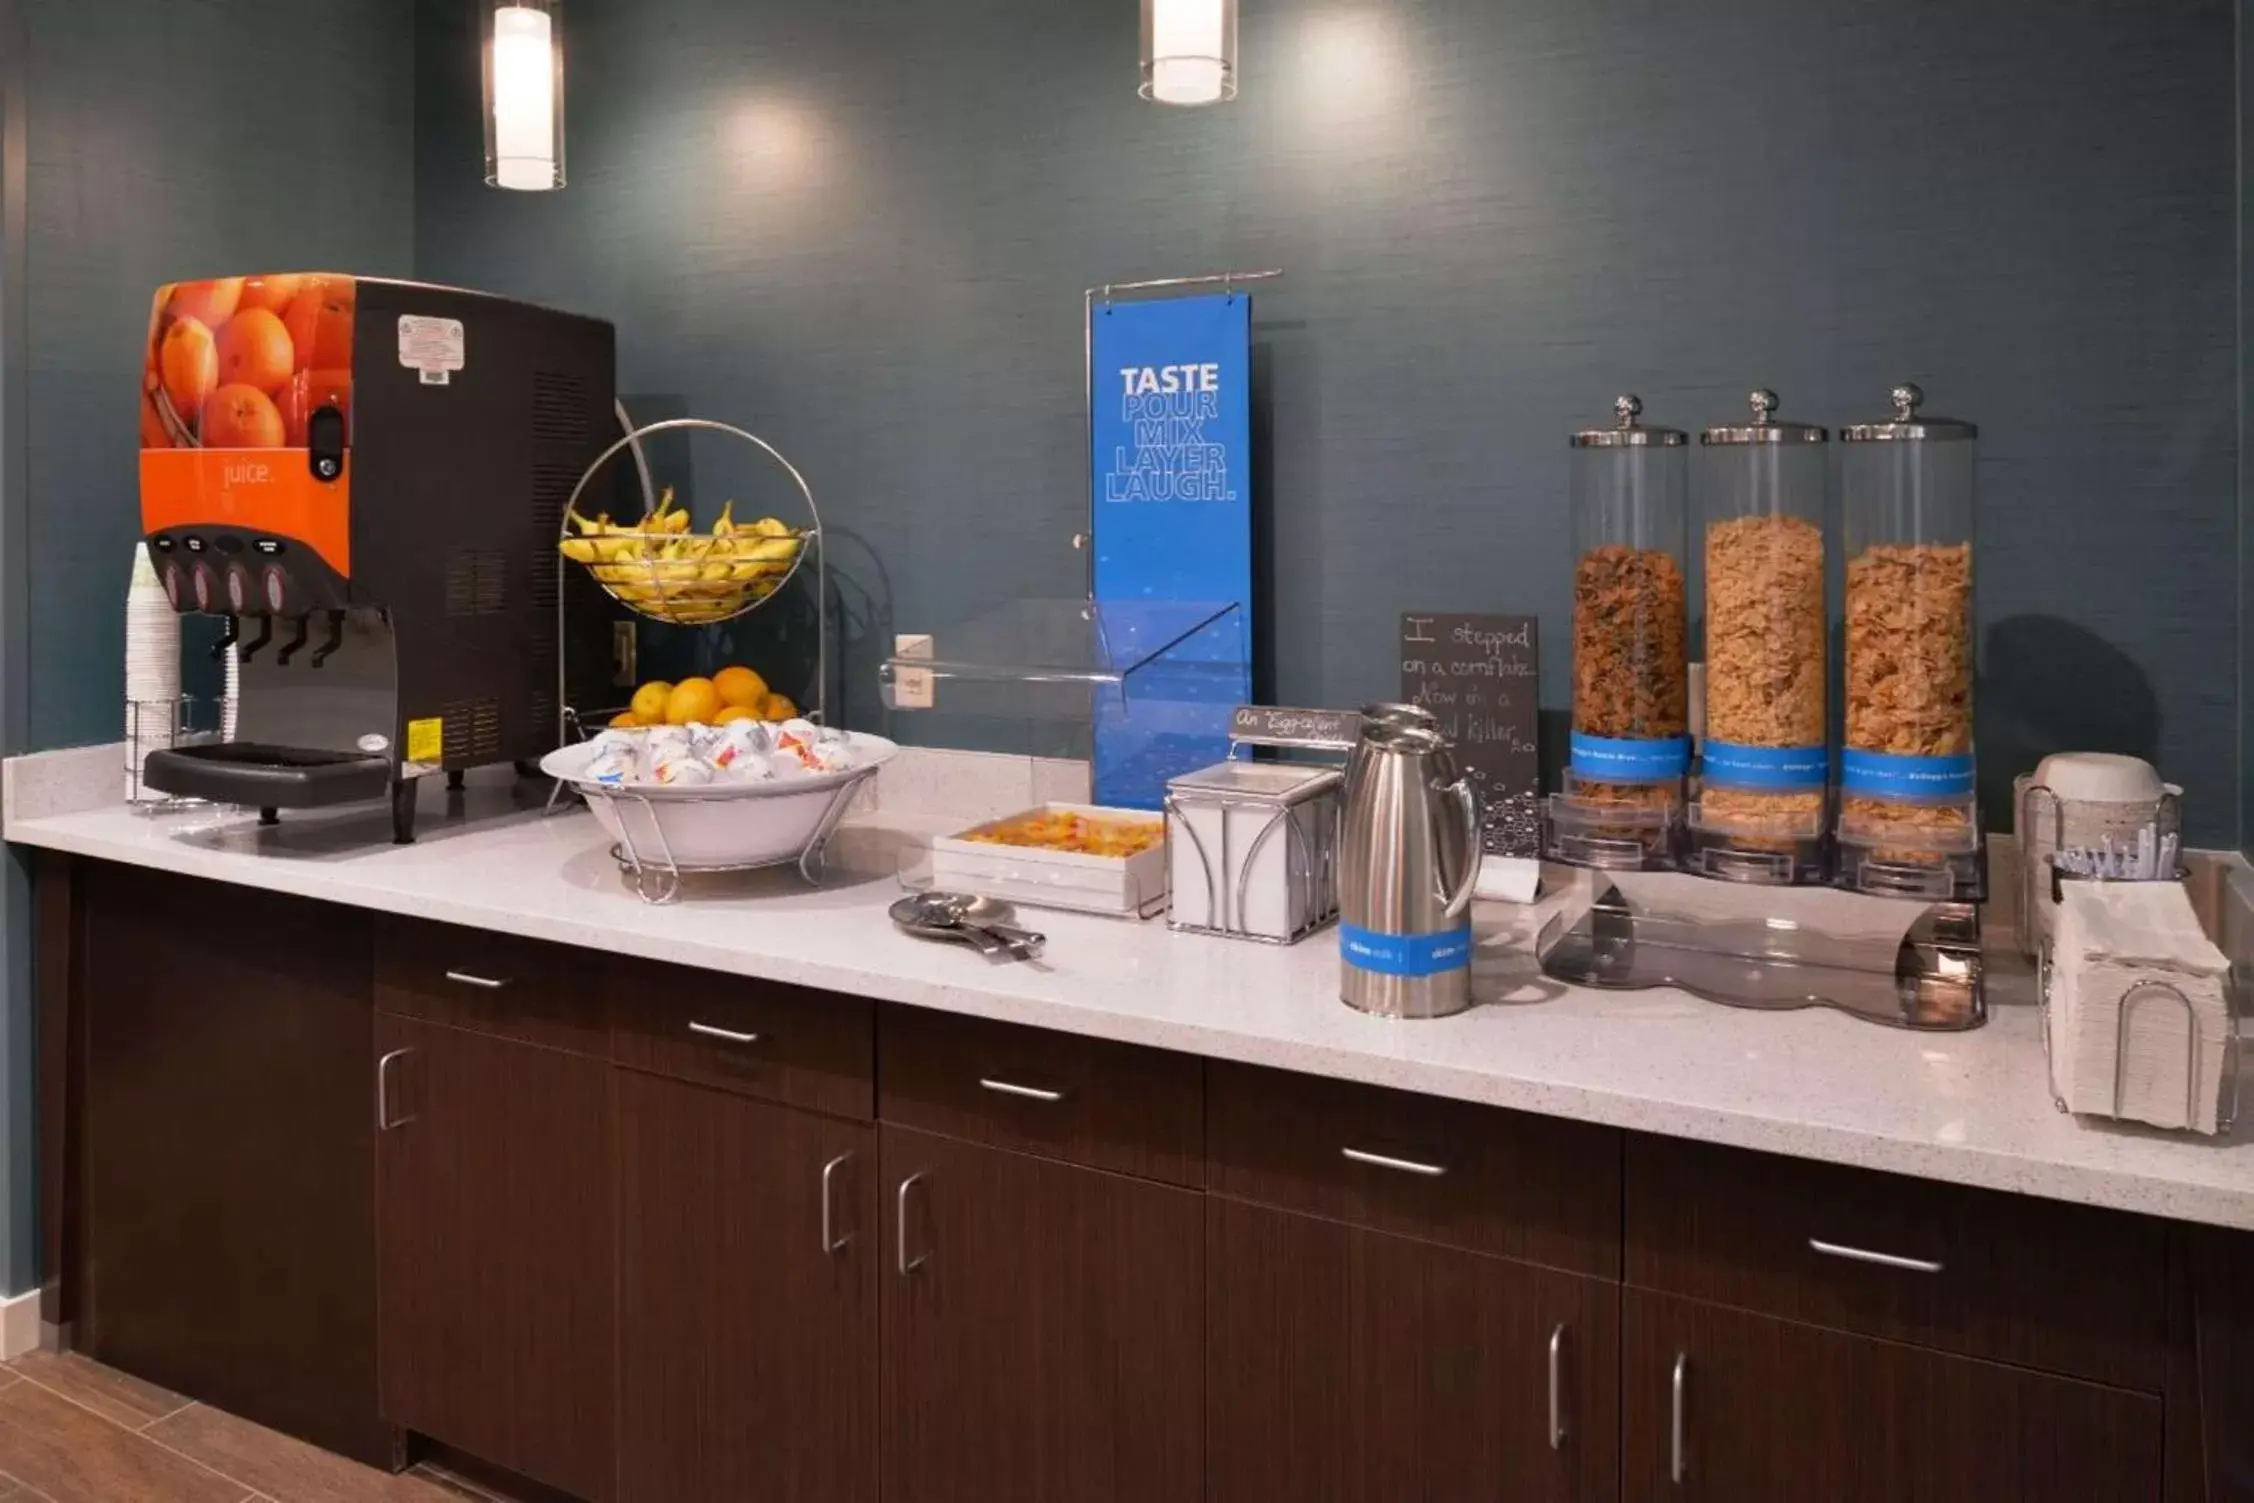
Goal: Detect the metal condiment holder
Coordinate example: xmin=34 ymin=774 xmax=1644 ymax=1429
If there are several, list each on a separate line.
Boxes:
xmin=1165 ymin=706 xmax=1354 ymax=945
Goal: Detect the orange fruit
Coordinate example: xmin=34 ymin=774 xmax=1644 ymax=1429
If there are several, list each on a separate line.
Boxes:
xmin=166 ymin=278 xmax=243 ymax=328
xmin=629 ymin=681 xmax=672 ymax=722
xmin=713 ymin=704 xmax=762 ymax=726
xmin=237 ymin=274 xmax=306 ymax=314
xmin=761 ymin=693 xmax=799 ymax=722
xmin=279 ymin=368 xmax=352 ymax=446
xmin=282 ymin=281 xmax=355 ymax=372
xmin=608 ymin=711 xmax=641 ymax=728
xmin=158 ymin=318 xmax=218 ymax=424
xmin=712 ymin=665 xmax=768 ymax=708
xmin=200 ymin=384 xmax=286 ymax=448
xmin=215 ymin=307 xmax=295 ymax=394
xmin=664 ymin=677 xmax=722 ymax=726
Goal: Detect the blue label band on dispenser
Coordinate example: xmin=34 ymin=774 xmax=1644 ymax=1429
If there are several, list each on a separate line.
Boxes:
xmin=1570 ymin=732 xmax=1690 ymax=783
xmin=1841 ymin=748 xmax=1976 ymax=800
xmin=1340 ymin=922 xmax=1473 ymax=978
xmin=1703 ymin=740 xmax=1827 ymax=791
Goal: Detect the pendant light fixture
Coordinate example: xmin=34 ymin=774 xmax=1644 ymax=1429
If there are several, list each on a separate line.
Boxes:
xmin=1141 ymin=0 xmax=1237 ymax=106
xmin=484 ymin=1 xmax=566 ymax=190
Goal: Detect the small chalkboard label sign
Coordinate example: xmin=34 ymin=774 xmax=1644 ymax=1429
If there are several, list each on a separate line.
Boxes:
xmin=1228 ymin=705 xmax=1362 ymax=752
xmin=1400 ymin=613 xmax=1542 ymax=857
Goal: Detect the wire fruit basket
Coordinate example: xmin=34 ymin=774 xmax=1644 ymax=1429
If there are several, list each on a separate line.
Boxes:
xmin=557 ymin=418 xmax=820 ymax=629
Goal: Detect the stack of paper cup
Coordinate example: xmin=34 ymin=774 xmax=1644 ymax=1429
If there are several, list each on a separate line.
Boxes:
xmin=123 ymin=542 xmax=182 ymax=801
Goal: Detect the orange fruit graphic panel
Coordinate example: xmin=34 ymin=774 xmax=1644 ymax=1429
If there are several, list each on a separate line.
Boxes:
xmin=142 ymin=275 xmax=355 ymax=451
xmin=215 ymin=307 xmax=295 ymax=394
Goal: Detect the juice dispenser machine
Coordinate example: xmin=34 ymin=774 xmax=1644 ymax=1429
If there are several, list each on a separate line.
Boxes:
xmin=137 ymin=273 xmax=617 ymax=841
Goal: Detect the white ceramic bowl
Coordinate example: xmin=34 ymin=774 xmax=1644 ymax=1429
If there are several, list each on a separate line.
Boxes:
xmin=2031 ymin=752 xmax=2168 ymax=806
xmin=541 ymin=732 xmax=896 ymax=869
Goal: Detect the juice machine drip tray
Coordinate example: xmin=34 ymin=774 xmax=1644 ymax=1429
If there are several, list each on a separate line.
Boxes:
xmin=1536 ymin=871 xmax=1985 ymax=1031
xmin=143 ymin=743 xmax=393 ymax=810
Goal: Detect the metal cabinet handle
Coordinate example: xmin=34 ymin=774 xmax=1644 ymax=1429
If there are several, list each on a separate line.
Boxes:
xmin=376 ymin=1048 xmax=415 ymax=1130
xmin=978 ymin=1077 xmax=1064 ymax=1103
xmin=1807 ymin=1237 xmax=1944 ymax=1275
xmin=689 ymin=1021 xmax=762 ymax=1046
xmin=896 ymin=1173 xmax=928 ymax=1276
xmin=821 ymin=1153 xmax=854 ymax=1255
xmin=1548 ymin=1323 xmax=1568 ymax=1449
xmin=443 ymin=970 xmax=509 ymax=989
xmin=1341 ymin=1147 xmax=1447 ymax=1177
xmin=1670 ymin=1352 xmax=1689 ymax=1484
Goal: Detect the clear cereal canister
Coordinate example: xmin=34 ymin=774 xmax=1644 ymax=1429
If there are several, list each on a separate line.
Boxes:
xmin=1837 ymin=383 xmax=1981 ymax=900
xmin=1689 ymin=389 xmax=1830 ymax=885
xmin=1546 ymin=394 xmax=1690 ymax=870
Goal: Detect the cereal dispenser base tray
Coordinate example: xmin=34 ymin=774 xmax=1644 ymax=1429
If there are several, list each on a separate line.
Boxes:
xmin=1536 ymin=872 xmax=1985 ymax=1031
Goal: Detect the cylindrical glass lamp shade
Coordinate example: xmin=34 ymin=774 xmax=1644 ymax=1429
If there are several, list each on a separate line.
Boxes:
xmin=1141 ymin=0 xmax=1237 ymax=105
xmin=483 ymin=1 xmax=565 ymax=190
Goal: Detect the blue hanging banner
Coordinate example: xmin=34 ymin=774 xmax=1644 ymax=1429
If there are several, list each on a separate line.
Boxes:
xmin=1089 ymin=293 xmax=1254 ymax=808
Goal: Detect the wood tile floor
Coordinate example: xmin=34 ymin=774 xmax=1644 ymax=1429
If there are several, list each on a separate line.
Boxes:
xmin=0 ymin=1353 xmax=526 ymax=1503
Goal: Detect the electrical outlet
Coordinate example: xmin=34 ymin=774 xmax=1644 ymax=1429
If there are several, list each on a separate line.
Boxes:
xmin=894 ymin=633 xmax=934 ymax=710
xmin=612 ymin=619 xmax=637 ymax=686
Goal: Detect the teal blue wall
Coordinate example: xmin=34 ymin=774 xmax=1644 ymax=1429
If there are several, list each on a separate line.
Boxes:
xmin=411 ymin=0 xmax=2242 ymax=845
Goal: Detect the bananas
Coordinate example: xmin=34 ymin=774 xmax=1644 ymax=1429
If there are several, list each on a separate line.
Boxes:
xmin=558 ymin=486 xmax=804 ymax=623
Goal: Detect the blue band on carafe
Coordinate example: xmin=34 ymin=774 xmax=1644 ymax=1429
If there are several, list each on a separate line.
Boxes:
xmin=1340 ymin=922 xmax=1473 ymax=978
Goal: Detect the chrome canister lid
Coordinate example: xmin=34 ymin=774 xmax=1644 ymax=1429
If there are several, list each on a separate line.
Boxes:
xmin=1571 ymin=393 xmax=1688 ymax=448
xmin=1701 ymin=388 xmax=1827 ymax=446
xmin=1839 ymin=382 xmax=1978 ymax=442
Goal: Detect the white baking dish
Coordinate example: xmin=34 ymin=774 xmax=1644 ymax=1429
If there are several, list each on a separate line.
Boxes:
xmin=928 ymin=803 xmax=1169 ymax=918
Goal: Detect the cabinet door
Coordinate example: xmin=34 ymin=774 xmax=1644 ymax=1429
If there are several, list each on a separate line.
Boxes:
xmin=375 ymin=1015 xmax=616 ymax=1502
xmin=617 ymin=1070 xmax=876 ymax=1503
xmin=880 ymin=1125 xmax=1203 ymax=1503
xmin=79 ymin=864 xmax=388 ymax=1466
xmin=1623 ymin=1289 xmax=2162 ymax=1503
xmin=1207 ymin=1196 xmax=1619 ymax=1502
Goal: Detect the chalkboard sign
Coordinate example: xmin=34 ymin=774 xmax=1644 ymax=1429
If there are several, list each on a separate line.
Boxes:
xmin=1228 ymin=705 xmax=1362 ymax=751
xmin=1400 ymin=613 xmax=1542 ymax=857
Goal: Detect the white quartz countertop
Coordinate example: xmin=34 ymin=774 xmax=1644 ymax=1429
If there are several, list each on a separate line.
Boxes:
xmin=8 ymin=772 xmax=2252 ymax=1231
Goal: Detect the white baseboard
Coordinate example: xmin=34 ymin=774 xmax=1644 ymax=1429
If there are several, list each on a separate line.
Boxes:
xmin=0 ymin=1290 xmax=40 ymax=1359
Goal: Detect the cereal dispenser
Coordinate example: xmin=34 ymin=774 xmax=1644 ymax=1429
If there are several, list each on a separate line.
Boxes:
xmin=1546 ymin=394 xmax=1690 ymax=870
xmin=1837 ymin=383 xmax=1981 ymax=899
xmin=1689 ymin=390 xmax=1830 ymax=884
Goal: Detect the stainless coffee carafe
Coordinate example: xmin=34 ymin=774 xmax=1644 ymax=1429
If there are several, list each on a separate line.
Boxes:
xmin=1338 ymin=717 xmax=1481 ymax=1018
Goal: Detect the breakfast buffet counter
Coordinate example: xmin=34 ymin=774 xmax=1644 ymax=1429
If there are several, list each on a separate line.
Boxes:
xmin=7 ymin=768 xmax=2251 ymax=1232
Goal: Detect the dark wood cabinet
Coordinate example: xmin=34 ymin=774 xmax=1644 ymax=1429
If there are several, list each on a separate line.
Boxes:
xmin=1622 ymin=1288 xmax=2164 ymax=1503
xmin=75 ymin=863 xmax=388 ymax=1466
xmin=374 ymin=1015 xmax=617 ymax=1502
xmin=1206 ymin=1196 xmax=1619 ymax=1502
xmin=616 ymin=1069 xmax=876 ymax=1503
xmin=880 ymin=1124 xmax=1204 ymax=1503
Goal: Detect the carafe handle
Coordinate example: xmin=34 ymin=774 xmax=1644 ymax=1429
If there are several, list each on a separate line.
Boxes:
xmin=1439 ymin=776 xmax=1481 ymax=920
